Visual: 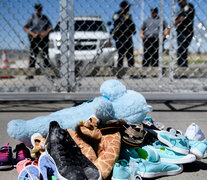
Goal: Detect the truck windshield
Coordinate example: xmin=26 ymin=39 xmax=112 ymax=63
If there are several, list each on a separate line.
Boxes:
xmin=54 ymin=20 xmax=107 ymax=32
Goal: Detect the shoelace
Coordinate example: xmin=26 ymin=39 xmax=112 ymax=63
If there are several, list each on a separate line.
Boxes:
xmin=130 ymin=158 xmax=145 ymax=180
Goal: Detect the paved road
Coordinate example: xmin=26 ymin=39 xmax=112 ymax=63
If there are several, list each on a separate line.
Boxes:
xmin=0 ymin=101 xmax=207 ymax=180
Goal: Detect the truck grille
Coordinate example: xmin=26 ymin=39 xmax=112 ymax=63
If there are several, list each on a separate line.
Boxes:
xmin=75 ymin=39 xmax=97 ymax=50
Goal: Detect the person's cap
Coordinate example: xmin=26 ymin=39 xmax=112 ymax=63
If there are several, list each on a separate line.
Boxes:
xmin=120 ymin=1 xmax=130 ymax=8
xmin=34 ymin=3 xmax=42 ymax=10
xmin=151 ymin=7 xmax=158 ymax=13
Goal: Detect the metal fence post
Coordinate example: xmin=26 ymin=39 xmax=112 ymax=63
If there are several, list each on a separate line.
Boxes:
xmin=60 ymin=0 xmax=69 ymax=91
xmin=169 ymin=0 xmax=176 ymax=81
xmin=60 ymin=0 xmax=75 ymax=92
xmin=159 ymin=0 xmax=164 ymax=78
xmin=68 ymin=0 xmax=75 ymax=91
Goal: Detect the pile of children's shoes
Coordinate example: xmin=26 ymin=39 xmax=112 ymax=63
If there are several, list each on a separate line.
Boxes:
xmin=1 ymin=118 xmax=207 ymax=180
xmin=112 ymin=121 xmax=207 ymax=180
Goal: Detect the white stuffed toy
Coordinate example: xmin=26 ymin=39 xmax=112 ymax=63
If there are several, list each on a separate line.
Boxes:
xmin=7 ymin=79 xmax=152 ymax=146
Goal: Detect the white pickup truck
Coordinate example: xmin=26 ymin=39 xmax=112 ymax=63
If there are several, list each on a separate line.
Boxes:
xmin=49 ymin=16 xmax=117 ymax=68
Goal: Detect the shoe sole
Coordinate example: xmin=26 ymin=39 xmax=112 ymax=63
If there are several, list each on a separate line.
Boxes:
xmin=157 ymin=132 xmax=189 ymax=155
xmin=112 ymin=177 xmax=129 ymax=180
xmin=159 ymin=154 xmax=196 ymax=164
xmin=0 ymin=165 xmax=13 ymax=170
xmin=136 ymin=165 xmax=183 ymax=178
xmin=190 ymin=147 xmax=204 ymax=159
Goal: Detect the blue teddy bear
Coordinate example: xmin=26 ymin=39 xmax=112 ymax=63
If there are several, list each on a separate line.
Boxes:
xmin=7 ymin=79 xmax=152 ymax=146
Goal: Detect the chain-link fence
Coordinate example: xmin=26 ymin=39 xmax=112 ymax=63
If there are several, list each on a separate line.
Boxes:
xmin=0 ymin=0 xmax=207 ymax=95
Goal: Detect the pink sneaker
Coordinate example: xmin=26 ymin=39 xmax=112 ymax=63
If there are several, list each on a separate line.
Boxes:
xmin=0 ymin=142 xmax=13 ymax=170
xmin=13 ymin=143 xmax=31 ymax=166
xmin=16 ymin=159 xmax=38 ymax=174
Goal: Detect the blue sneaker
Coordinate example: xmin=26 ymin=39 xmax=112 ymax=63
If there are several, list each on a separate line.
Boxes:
xmin=112 ymin=159 xmax=142 ymax=180
xmin=131 ymin=147 xmax=183 ymax=178
xmin=157 ymin=129 xmax=189 ymax=155
xmin=129 ymin=156 xmax=183 ymax=178
xmin=119 ymin=145 xmax=159 ymax=163
xmin=38 ymin=152 xmax=59 ymax=180
xmin=150 ymin=145 xmax=196 ymax=164
xmin=112 ymin=159 xmax=131 ymax=180
xmin=189 ymin=140 xmax=207 ymax=159
xmin=18 ymin=164 xmax=40 ymax=180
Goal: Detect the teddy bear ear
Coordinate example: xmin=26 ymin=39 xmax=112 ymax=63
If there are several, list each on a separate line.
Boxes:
xmin=100 ymin=79 xmax=126 ymax=101
xmin=93 ymin=97 xmax=115 ymax=124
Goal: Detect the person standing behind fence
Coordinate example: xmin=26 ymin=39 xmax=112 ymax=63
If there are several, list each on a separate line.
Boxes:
xmin=139 ymin=7 xmax=170 ymax=67
xmin=175 ymin=0 xmax=195 ymax=67
xmin=23 ymin=3 xmax=53 ymax=79
xmin=112 ymin=0 xmax=136 ymax=73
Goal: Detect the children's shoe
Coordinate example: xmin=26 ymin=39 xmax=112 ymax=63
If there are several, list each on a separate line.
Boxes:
xmin=38 ymin=152 xmax=58 ymax=180
xmin=185 ymin=123 xmax=206 ymax=141
xmin=189 ymin=140 xmax=207 ymax=159
xmin=44 ymin=121 xmax=102 ymax=180
xmin=112 ymin=159 xmax=130 ymax=180
xmin=13 ymin=143 xmax=31 ymax=166
xmin=151 ymin=145 xmax=196 ymax=164
xmin=129 ymin=156 xmax=183 ymax=179
xmin=16 ymin=159 xmax=38 ymax=174
xmin=157 ymin=129 xmax=189 ymax=155
xmin=142 ymin=117 xmax=165 ymax=130
xmin=18 ymin=164 xmax=40 ymax=180
xmin=0 ymin=142 xmax=13 ymax=170
xmin=112 ymin=159 xmax=142 ymax=180
xmin=129 ymin=147 xmax=183 ymax=178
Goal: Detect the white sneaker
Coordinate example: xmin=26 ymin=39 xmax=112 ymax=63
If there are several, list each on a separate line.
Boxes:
xmin=185 ymin=123 xmax=206 ymax=141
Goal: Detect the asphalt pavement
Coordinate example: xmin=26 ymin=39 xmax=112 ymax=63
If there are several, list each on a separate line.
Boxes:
xmin=0 ymin=101 xmax=207 ymax=180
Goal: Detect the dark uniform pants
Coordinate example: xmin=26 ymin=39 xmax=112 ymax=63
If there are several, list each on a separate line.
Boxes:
xmin=115 ymin=40 xmax=134 ymax=68
xmin=143 ymin=37 xmax=159 ymax=67
xmin=29 ymin=36 xmax=51 ymax=68
xmin=177 ymin=33 xmax=193 ymax=67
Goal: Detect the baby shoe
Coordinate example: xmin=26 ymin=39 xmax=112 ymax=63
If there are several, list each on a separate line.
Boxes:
xmin=16 ymin=159 xmax=38 ymax=174
xmin=0 ymin=142 xmax=13 ymax=170
xmin=157 ymin=129 xmax=189 ymax=155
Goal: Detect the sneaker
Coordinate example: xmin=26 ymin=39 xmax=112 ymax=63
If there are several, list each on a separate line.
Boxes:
xmin=142 ymin=117 xmax=165 ymax=130
xmin=18 ymin=164 xmax=40 ymax=180
xmin=185 ymin=123 xmax=206 ymax=141
xmin=0 ymin=142 xmax=13 ymax=170
xmin=13 ymin=143 xmax=31 ymax=166
xmin=203 ymin=140 xmax=207 ymax=158
xmin=16 ymin=159 xmax=38 ymax=174
xmin=112 ymin=159 xmax=142 ymax=180
xmin=38 ymin=152 xmax=59 ymax=180
xmin=157 ymin=129 xmax=189 ymax=155
xmin=129 ymin=156 xmax=183 ymax=178
xmin=166 ymin=127 xmax=183 ymax=136
xmin=150 ymin=145 xmax=196 ymax=164
xmin=44 ymin=121 xmax=101 ymax=180
xmin=189 ymin=140 xmax=207 ymax=159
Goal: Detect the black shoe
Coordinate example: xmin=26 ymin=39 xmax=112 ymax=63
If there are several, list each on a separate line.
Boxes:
xmin=45 ymin=121 xmax=101 ymax=180
xmin=25 ymin=75 xmax=34 ymax=79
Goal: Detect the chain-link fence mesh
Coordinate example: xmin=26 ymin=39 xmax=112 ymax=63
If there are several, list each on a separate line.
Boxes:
xmin=0 ymin=0 xmax=207 ymax=94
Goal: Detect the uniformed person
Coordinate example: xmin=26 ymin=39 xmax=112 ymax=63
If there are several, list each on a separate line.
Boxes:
xmin=175 ymin=0 xmax=195 ymax=67
xmin=23 ymin=3 xmax=53 ymax=79
xmin=112 ymin=1 xmax=136 ymax=71
xmin=139 ymin=7 xmax=170 ymax=67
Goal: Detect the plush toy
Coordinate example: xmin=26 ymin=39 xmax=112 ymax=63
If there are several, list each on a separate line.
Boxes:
xmin=30 ymin=133 xmax=46 ymax=160
xmin=7 ymin=79 xmax=152 ymax=146
xmin=68 ymin=115 xmax=121 ymax=179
